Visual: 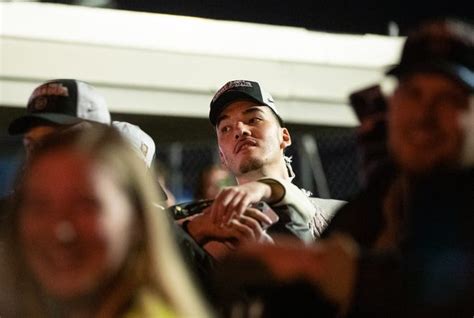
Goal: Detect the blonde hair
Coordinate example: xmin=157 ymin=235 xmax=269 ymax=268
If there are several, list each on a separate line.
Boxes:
xmin=5 ymin=126 xmax=211 ymax=317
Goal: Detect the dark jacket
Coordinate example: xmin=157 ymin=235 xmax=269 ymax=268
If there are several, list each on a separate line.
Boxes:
xmin=350 ymin=168 xmax=474 ymax=317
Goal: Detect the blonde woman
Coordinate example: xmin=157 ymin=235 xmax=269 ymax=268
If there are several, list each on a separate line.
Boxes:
xmin=2 ymin=126 xmax=211 ymax=317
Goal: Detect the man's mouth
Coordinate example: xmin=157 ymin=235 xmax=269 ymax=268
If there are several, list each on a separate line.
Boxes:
xmin=235 ymin=139 xmax=257 ymax=154
xmin=41 ymin=247 xmax=82 ymax=273
xmin=409 ymin=129 xmax=439 ymax=146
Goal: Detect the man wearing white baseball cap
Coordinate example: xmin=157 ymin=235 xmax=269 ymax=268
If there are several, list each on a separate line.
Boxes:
xmin=1 ymin=79 xmax=111 ymax=314
xmin=2 ymin=78 xmax=110 ymax=229
xmin=8 ymin=79 xmax=111 ymax=158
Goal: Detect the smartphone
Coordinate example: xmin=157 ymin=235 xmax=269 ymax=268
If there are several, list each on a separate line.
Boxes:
xmin=250 ymin=201 xmax=279 ymax=230
xmin=169 ymin=199 xmax=213 ymax=220
xmin=349 ymin=84 xmax=387 ymax=121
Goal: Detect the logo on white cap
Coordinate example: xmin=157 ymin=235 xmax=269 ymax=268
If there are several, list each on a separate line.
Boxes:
xmin=112 ymin=121 xmax=155 ymax=168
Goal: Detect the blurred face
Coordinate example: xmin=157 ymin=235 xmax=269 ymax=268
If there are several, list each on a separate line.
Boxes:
xmin=23 ymin=125 xmax=59 ymax=158
xmin=388 ymin=73 xmax=470 ymax=174
xmin=216 ymin=101 xmax=291 ymax=177
xmin=202 ymin=167 xmax=232 ymax=199
xmin=18 ymin=148 xmax=136 ymax=300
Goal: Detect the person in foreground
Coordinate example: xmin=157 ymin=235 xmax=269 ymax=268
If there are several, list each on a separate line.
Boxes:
xmin=215 ymin=19 xmax=474 ymax=317
xmin=0 ymin=126 xmax=211 ymax=317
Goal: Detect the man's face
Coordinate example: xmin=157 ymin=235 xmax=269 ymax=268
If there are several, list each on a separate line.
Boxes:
xmin=216 ymin=100 xmax=291 ymax=176
xmin=23 ymin=125 xmax=60 ymax=159
xmin=388 ymin=72 xmax=470 ymax=174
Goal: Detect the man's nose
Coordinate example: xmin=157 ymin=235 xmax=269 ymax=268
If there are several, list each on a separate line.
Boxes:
xmin=235 ymin=122 xmax=250 ymax=139
xmin=415 ymin=97 xmax=439 ymax=125
xmin=54 ymin=220 xmax=78 ymax=244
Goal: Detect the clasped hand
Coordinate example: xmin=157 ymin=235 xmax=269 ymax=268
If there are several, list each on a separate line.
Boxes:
xmin=188 ymin=182 xmax=278 ymax=246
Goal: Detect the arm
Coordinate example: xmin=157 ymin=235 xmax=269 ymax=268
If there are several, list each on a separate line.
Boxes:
xmin=183 ymin=206 xmax=274 ymax=256
xmin=259 ymin=177 xmax=338 ymax=240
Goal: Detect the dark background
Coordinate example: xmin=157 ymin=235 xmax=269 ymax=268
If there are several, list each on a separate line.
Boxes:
xmin=2 ymin=1 xmax=472 ymax=201
xmin=42 ymin=0 xmax=473 ymax=35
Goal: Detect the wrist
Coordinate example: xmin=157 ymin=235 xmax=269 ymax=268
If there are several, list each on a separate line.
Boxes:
xmin=184 ymin=217 xmax=207 ymax=245
xmin=258 ymin=178 xmax=285 ymax=204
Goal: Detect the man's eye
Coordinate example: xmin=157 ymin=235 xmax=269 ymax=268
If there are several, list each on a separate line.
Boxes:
xmin=220 ymin=126 xmax=231 ymax=133
xmin=399 ymin=85 xmax=419 ymax=99
xmin=248 ymin=117 xmax=262 ymax=124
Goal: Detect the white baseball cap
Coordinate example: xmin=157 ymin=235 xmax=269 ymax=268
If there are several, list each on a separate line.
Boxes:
xmin=9 ymin=79 xmax=111 ymax=134
xmin=112 ymin=121 xmax=156 ymax=168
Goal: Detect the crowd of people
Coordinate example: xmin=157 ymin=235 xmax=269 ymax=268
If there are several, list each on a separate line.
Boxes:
xmin=0 ymin=18 xmax=473 ymax=317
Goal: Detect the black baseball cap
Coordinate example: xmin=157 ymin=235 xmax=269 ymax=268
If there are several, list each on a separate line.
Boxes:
xmin=8 ymin=79 xmax=111 ymax=135
xmin=209 ymin=80 xmax=283 ymax=126
xmin=386 ymin=19 xmax=474 ymax=92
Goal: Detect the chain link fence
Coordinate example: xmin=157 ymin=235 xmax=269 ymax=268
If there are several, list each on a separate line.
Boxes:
xmin=0 ymin=124 xmax=360 ymax=201
xmin=156 ymin=127 xmax=361 ymax=203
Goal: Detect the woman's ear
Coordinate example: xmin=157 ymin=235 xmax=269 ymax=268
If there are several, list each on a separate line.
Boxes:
xmin=281 ymin=128 xmax=292 ymax=149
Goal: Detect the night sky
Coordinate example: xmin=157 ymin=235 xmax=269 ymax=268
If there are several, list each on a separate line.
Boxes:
xmin=109 ymin=0 xmax=472 ymax=35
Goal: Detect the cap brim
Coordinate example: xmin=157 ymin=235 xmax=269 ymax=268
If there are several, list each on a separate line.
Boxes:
xmin=387 ymin=62 xmax=474 ymax=92
xmin=210 ymin=91 xmax=270 ymax=126
xmin=8 ymin=113 xmax=83 ymax=135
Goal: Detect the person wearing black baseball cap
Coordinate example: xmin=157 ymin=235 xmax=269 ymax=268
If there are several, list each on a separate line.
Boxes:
xmin=387 ymin=19 xmax=474 ymax=172
xmin=209 ymin=19 xmax=474 ymax=318
xmin=343 ymin=18 xmax=474 ymax=317
xmin=181 ymin=80 xmax=343 ymax=259
xmin=8 ymin=79 xmax=111 ymax=158
xmin=209 ymin=80 xmax=284 ymax=127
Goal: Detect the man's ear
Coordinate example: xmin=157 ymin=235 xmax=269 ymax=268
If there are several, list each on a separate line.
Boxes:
xmin=218 ymin=148 xmax=228 ymax=168
xmin=281 ymin=128 xmax=292 ymax=149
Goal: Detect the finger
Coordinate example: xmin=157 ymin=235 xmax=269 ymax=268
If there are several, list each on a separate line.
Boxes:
xmin=211 ymin=188 xmax=232 ymax=223
xmin=215 ymin=188 xmax=245 ymax=224
xmin=211 ymin=192 xmax=233 ymax=225
xmin=235 ymin=215 xmax=264 ymax=241
xmin=219 ymin=187 xmax=239 ymax=206
xmin=223 ymin=191 xmax=247 ymax=225
xmin=223 ymin=194 xmax=250 ymax=225
xmin=229 ymin=218 xmax=256 ymax=242
xmin=223 ymin=241 xmax=237 ymax=250
xmin=243 ymin=207 xmax=273 ymax=227
xmin=241 ymin=214 xmax=267 ymax=240
xmin=210 ymin=198 xmax=220 ymax=224
xmin=208 ymin=223 xmax=246 ymax=242
xmin=259 ymin=232 xmax=275 ymax=244
xmin=232 ymin=195 xmax=253 ymax=222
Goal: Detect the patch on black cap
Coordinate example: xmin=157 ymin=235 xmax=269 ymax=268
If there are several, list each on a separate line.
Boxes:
xmin=209 ymin=80 xmax=283 ymax=126
xmin=8 ymin=79 xmax=111 ymax=135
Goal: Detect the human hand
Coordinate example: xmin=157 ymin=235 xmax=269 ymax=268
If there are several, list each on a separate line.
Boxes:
xmin=186 ymin=206 xmax=274 ymax=246
xmin=210 ymin=182 xmax=273 ymax=226
xmin=227 ymin=207 xmax=275 ymax=244
xmin=236 ymin=234 xmax=359 ymax=310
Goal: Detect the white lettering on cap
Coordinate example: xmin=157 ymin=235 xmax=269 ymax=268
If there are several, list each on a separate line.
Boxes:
xmin=212 ymin=80 xmax=253 ymax=103
xmin=28 ymin=83 xmax=69 ymax=111
xmin=29 ymin=83 xmax=69 ymax=102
